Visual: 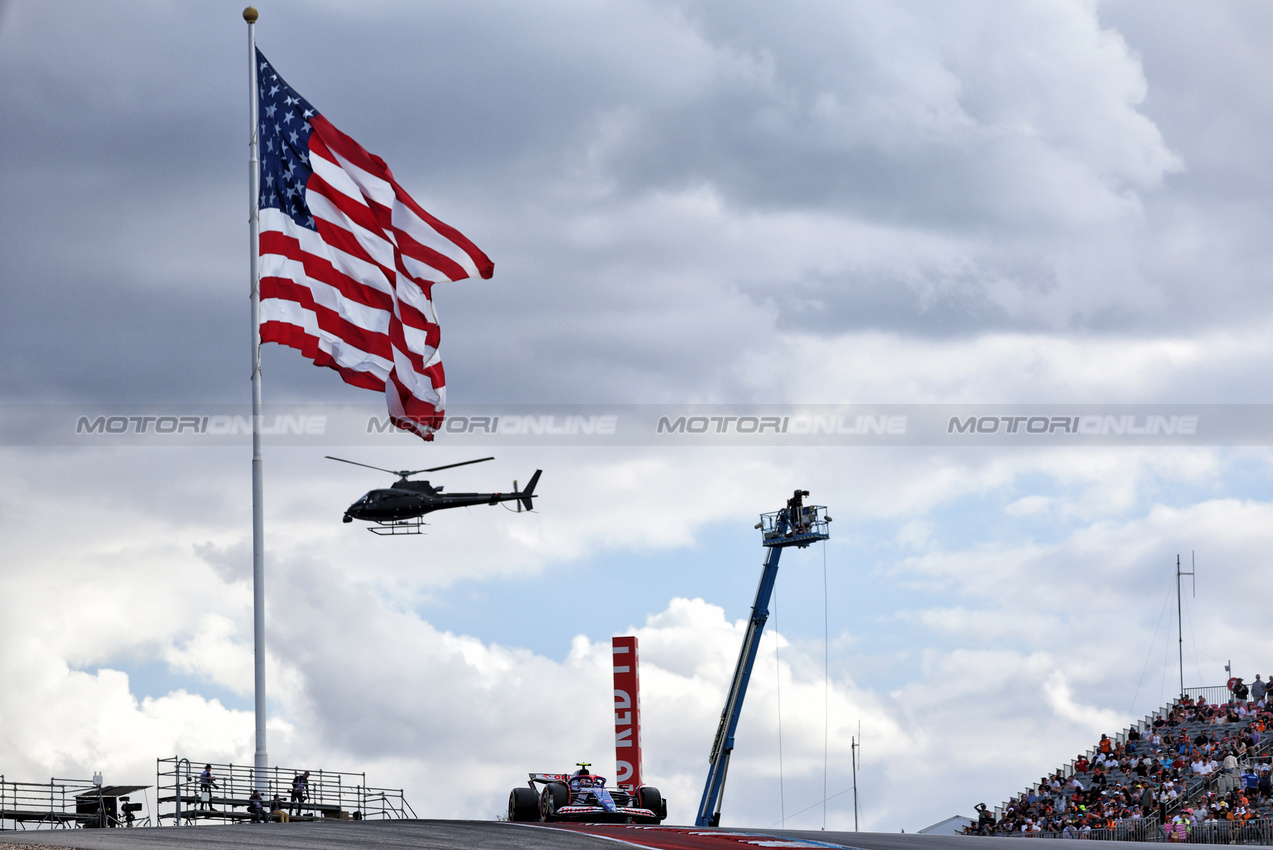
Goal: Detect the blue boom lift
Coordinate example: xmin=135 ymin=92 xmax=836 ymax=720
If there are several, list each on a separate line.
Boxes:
xmin=695 ymin=490 xmax=831 ymax=827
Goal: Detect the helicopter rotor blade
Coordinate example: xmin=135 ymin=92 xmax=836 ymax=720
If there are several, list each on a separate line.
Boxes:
xmin=327 ymin=455 xmax=496 ymax=479
xmin=418 ymin=456 xmax=496 ymax=474
xmin=325 ymin=456 xmax=415 ymax=478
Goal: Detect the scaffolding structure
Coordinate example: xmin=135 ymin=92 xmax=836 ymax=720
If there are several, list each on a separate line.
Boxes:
xmin=155 ymin=757 xmax=415 ymax=825
xmin=1 ymin=776 xmax=148 ymax=830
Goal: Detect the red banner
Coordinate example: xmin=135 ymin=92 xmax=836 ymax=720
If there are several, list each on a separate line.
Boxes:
xmin=612 ymin=636 xmax=643 ymax=788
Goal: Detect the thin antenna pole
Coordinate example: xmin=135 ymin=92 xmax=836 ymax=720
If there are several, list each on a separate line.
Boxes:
xmin=774 ymin=587 xmax=785 ymax=827
xmin=1176 ymin=554 xmax=1183 ymax=697
xmin=851 ymin=729 xmax=859 ymax=832
xmin=1175 ymin=554 xmax=1195 ymax=698
xmin=822 ymin=540 xmax=829 ymax=831
xmin=245 ymin=5 xmax=268 ymax=790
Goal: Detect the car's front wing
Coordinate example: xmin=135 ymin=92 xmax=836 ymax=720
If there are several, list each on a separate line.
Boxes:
xmin=555 ymin=804 xmax=658 ymax=822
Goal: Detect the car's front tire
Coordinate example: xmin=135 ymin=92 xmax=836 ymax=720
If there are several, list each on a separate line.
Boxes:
xmin=508 ymin=787 xmax=539 ymax=822
xmin=637 ymin=786 xmax=664 ymax=823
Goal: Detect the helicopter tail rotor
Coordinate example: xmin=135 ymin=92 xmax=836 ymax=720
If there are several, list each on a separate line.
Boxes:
xmin=519 ymin=470 xmax=542 ymax=513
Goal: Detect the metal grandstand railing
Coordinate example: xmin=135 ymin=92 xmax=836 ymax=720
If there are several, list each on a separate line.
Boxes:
xmin=1185 ymin=686 xmax=1236 ymax=706
xmin=155 ymin=757 xmax=415 ymax=825
xmin=1022 ymin=818 xmax=1273 ymax=843
xmin=1022 ymin=817 xmax=1162 ymax=841
xmin=1 ymin=776 xmax=103 ymax=830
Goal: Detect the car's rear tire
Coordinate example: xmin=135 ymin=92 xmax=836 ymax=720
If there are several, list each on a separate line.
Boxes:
xmin=540 ymin=782 xmax=569 ymax=822
xmin=637 ymin=786 xmax=664 ymax=823
xmin=508 ymin=787 xmax=539 ymax=822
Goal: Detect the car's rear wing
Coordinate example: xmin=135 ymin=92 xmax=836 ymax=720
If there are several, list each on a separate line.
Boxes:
xmin=528 ymin=772 xmax=569 ymax=784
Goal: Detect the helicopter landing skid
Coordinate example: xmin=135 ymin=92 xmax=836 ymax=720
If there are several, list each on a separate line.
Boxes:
xmin=367 ymin=518 xmax=428 ymax=535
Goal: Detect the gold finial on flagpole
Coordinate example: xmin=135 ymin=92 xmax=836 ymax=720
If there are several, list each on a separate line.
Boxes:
xmin=243 ymin=7 xmax=258 ymax=23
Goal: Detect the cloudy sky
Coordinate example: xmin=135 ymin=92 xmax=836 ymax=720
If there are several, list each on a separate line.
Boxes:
xmin=3 ymin=0 xmax=1273 ymax=833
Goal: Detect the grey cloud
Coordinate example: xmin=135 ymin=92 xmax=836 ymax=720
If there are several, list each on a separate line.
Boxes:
xmin=4 ymin=0 xmax=1273 ymax=409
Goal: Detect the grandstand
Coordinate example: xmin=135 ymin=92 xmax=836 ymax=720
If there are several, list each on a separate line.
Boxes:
xmin=967 ymin=686 xmax=1273 ymax=841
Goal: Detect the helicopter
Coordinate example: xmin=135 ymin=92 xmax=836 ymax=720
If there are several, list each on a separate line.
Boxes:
xmin=326 ymin=456 xmax=541 ymax=535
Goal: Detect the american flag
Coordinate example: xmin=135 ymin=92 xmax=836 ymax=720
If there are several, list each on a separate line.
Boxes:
xmin=255 ymin=49 xmax=493 ymax=441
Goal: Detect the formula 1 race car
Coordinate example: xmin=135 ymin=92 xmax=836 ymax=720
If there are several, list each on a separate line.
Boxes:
xmin=507 ymin=765 xmax=666 ymax=824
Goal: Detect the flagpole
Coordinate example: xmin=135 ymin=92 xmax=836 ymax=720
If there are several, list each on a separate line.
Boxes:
xmin=244 ymin=5 xmax=268 ymax=790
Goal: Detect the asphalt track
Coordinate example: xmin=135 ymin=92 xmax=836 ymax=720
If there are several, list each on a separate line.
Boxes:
xmin=0 ymin=820 xmax=1123 ymax=850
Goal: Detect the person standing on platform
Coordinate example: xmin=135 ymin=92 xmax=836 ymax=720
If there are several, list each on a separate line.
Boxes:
xmin=290 ymin=770 xmax=310 ymax=816
xmin=198 ymin=764 xmax=217 ymax=811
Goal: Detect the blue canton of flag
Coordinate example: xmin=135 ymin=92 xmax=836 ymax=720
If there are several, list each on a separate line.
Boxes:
xmin=257 ymin=53 xmax=316 ymax=230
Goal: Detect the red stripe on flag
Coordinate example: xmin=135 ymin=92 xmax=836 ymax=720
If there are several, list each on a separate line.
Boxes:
xmin=305 ymin=167 xmax=389 ymax=246
xmin=259 ymin=321 xmax=386 ymax=392
xmin=260 ymin=276 xmax=394 ymax=361
xmin=395 ymin=301 xmax=438 ymax=339
xmin=386 ymin=322 xmax=434 ymax=377
xmin=393 ymin=183 xmax=494 ymax=279
xmin=393 ymin=229 xmax=470 ymax=283
xmin=308 ymin=115 xmax=389 ymax=186
xmin=310 ymin=114 xmax=493 ymax=280
xmin=260 ymin=230 xmax=394 ymax=313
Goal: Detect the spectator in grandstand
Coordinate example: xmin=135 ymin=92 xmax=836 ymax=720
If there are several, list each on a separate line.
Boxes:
xmin=1139 ymin=784 xmax=1155 ymax=817
xmin=1254 ymin=674 xmax=1268 ymax=704
xmin=1224 ymin=751 xmax=1239 ymax=775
